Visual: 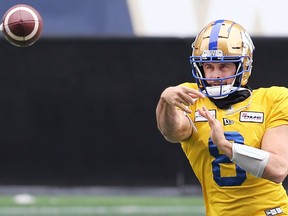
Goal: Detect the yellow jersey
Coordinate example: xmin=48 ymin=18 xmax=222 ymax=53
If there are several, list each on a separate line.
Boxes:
xmin=180 ymin=82 xmax=288 ymax=216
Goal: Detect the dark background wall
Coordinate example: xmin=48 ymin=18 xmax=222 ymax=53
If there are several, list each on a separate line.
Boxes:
xmin=0 ymin=37 xmax=287 ymax=187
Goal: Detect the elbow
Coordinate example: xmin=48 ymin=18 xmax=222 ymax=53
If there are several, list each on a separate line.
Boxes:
xmin=264 ymin=166 xmax=288 ymax=184
xmin=158 ymin=127 xmax=181 ymax=143
xmin=157 ymin=124 xmax=186 ymax=143
xmin=272 ymin=169 xmax=288 ymax=184
xmin=273 ymin=161 xmax=288 ymax=183
xmin=164 ymin=135 xmax=180 ymax=143
xmin=161 ymin=131 xmax=190 ymax=143
xmin=270 ymin=173 xmax=287 ymax=184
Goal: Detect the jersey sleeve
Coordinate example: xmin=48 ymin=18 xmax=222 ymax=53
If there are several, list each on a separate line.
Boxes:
xmin=265 ymin=86 xmax=288 ymax=129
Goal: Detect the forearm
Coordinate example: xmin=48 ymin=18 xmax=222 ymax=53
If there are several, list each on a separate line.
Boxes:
xmin=156 ymin=99 xmax=191 ymax=142
xmin=219 ymin=140 xmax=233 ymax=158
xmin=262 ymin=153 xmax=288 ymax=183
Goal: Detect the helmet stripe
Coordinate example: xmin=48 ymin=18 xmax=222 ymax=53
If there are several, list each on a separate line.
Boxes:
xmin=209 ymin=19 xmax=224 ymax=50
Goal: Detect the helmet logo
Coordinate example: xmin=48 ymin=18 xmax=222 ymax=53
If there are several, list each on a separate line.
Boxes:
xmin=202 ymin=50 xmax=223 ymax=57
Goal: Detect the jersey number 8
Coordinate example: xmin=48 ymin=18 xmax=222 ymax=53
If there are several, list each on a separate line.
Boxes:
xmin=209 ymin=131 xmax=247 ymax=186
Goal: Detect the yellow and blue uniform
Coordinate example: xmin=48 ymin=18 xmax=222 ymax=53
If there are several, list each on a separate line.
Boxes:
xmin=180 ymin=82 xmax=288 ymax=216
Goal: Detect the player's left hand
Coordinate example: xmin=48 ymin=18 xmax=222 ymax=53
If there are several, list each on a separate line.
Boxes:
xmin=198 ymin=106 xmax=226 ymax=147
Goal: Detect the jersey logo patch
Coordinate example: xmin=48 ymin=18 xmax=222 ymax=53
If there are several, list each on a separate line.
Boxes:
xmin=265 ymin=207 xmax=283 ymax=215
xmin=223 ymin=118 xmax=234 ymax=126
xmin=195 ymin=109 xmax=216 ymax=122
xmin=239 ymin=111 xmax=264 ymax=123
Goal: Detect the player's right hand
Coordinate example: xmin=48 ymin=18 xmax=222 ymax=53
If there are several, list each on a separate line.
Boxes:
xmin=160 ymin=86 xmax=205 ymax=113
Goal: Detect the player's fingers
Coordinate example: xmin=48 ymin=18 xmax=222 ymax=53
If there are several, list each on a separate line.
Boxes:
xmin=188 ymin=92 xmax=206 ymax=99
xmin=202 ymin=105 xmax=208 ymax=112
xmin=185 ymin=87 xmax=206 ymax=99
xmin=180 ymin=91 xmax=203 ymax=106
xmin=197 ymin=107 xmax=207 ymax=119
xmin=176 ymin=101 xmax=191 ymax=113
xmin=181 ymin=86 xmax=206 ymax=99
xmin=174 ymin=91 xmax=195 ymax=106
xmin=199 ymin=106 xmax=216 ymax=125
xmin=202 ymin=106 xmax=214 ymax=119
xmin=179 ymin=94 xmax=195 ymax=106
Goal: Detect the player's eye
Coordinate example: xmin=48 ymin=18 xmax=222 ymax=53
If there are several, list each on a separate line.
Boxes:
xmin=203 ymin=64 xmax=213 ymax=69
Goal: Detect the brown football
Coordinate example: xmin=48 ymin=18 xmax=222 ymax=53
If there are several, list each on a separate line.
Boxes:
xmin=0 ymin=4 xmax=43 ymax=47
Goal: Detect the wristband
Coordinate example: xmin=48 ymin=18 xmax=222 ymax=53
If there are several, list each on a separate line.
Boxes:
xmin=231 ymin=143 xmax=270 ymax=178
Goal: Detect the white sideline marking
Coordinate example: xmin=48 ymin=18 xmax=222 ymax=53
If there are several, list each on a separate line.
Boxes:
xmin=0 ymin=206 xmax=205 ymax=215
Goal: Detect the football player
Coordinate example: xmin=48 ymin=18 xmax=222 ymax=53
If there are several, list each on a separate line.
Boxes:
xmin=156 ymin=19 xmax=288 ymax=216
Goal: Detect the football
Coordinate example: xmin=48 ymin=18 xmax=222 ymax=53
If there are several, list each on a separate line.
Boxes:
xmin=0 ymin=4 xmax=43 ymax=47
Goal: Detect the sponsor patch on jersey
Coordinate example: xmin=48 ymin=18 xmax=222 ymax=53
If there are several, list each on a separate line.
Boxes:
xmin=194 ymin=109 xmax=216 ymax=122
xmin=265 ymin=206 xmax=283 ymax=215
xmin=223 ymin=118 xmax=234 ymax=126
xmin=239 ymin=111 xmax=264 ymax=123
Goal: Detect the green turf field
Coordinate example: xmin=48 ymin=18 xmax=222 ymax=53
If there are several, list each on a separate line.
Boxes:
xmin=0 ymin=195 xmax=205 ymax=216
